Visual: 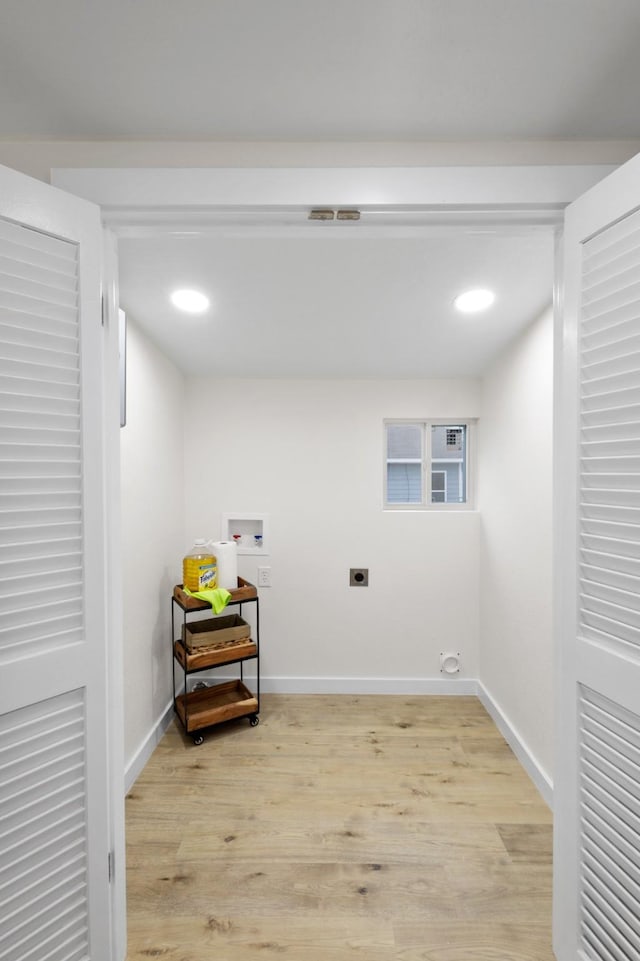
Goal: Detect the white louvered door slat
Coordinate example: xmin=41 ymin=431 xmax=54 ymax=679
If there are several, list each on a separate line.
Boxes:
xmin=579 ymin=203 xmax=640 ymax=947
xmin=555 ymin=151 xmax=640 ymax=961
xmin=580 ymin=207 xmax=640 ymax=667
xmin=579 ymin=689 xmax=640 ymax=961
xmin=0 ymin=692 xmax=87 ymax=961
xmin=0 ymin=165 xmax=112 ymax=960
xmin=0 ymin=213 xmax=85 ymax=672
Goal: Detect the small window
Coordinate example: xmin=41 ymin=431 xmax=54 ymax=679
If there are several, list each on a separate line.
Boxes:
xmin=385 ymin=421 xmax=472 ymax=508
xmin=431 ymin=424 xmax=467 ymax=504
xmin=386 ymin=423 xmax=423 ymax=504
xmin=431 ymin=470 xmax=447 ymax=503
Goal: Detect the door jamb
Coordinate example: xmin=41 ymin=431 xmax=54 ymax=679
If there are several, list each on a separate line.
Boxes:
xmin=53 ymin=162 xmax=619 ymax=961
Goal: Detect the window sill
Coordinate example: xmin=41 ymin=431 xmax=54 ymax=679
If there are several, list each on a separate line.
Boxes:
xmin=383 ymin=504 xmax=477 ymax=512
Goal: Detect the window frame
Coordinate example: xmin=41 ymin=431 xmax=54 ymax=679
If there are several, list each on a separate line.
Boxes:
xmin=383 ymin=418 xmax=476 ymax=510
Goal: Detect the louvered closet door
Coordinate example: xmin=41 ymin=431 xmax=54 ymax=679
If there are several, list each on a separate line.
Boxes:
xmin=555 ymin=154 xmax=640 ymax=961
xmin=0 ymin=166 xmax=112 ymax=961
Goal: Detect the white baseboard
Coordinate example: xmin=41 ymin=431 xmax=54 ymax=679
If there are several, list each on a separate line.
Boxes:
xmin=261 ymin=675 xmax=481 ymax=695
xmin=198 ymin=673 xmax=480 ymax=695
xmin=124 ymin=699 xmax=174 ymax=794
xmin=477 ymin=682 xmax=553 ymax=809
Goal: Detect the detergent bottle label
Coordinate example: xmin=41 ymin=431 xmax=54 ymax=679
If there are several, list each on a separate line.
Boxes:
xmin=183 ymin=555 xmax=217 ymax=591
xmin=198 ymin=562 xmax=217 ymax=590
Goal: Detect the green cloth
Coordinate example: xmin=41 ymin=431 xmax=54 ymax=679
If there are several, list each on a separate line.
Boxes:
xmin=184 ymin=586 xmax=232 ymax=614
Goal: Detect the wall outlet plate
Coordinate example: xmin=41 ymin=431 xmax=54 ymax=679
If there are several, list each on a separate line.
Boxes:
xmin=349 ymin=568 xmax=369 ymax=586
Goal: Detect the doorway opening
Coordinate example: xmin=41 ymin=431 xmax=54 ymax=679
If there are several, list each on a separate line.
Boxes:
xmin=111 ymin=208 xmax=557 ymax=771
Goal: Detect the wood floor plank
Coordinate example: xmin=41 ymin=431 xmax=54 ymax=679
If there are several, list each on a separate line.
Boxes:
xmin=445 ymin=860 xmax=552 ymax=922
xmin=126 ymin=915 xmax=396 ymax=961
xmin=172 ymin=818 xmax=509 ymax=864
xmin=125 ymin=694 xmax=553 ymax=960
xmin=496 ymin=822 xmax=553 ymax=863
xmin=125 ymin=860 xmax=464 ymax=921
xmin=393 ymin=921 xmax=556 ymax=961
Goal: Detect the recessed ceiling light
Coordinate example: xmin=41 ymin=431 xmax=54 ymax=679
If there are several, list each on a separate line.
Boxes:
xmin=454 ymin=288 xmax=495 ymax=313
xmin=170 ymin=289 xmax=210 ymax=314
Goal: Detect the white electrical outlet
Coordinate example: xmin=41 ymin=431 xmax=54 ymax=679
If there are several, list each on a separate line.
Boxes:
xmin=258 ymin=566 xmax=271 ymax=588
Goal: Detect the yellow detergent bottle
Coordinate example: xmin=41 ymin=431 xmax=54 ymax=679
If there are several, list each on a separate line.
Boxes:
xmin=183 ymin=539 xmax=217 ymax=592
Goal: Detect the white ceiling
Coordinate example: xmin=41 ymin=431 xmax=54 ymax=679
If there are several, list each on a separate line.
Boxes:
xmin=1 ymin=0 xmax=640 ymax=140
xmin=5 ymin=0 xmax=632 ymax=377
xmin=118 ymin=226 xmax=554 ymax=378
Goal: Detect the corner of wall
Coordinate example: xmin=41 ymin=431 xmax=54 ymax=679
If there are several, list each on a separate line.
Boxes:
xmin=477 ymin=303 xmax=555 ymax=790
xmin=124 ymin=700 xmax=174 ymax=793
xmin=120 ymin=319 xmax=187 ymax=776
xmin=478 ymin=681 xmax=553 ymax=809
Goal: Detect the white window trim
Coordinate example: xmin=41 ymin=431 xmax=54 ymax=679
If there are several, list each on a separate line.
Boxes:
xmin=384 ymin=418 xmax=477 ymax=511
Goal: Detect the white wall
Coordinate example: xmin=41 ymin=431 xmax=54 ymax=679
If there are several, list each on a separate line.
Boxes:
xmin=118 ymin=324 xmax=556 ymax=795
xmin=478 ymin=306 xmax=554 ymax=787
xmin=184 ymin=378 xmax=481 ymax=691
xmin=120 ymin=320 xmax=185 ymax=779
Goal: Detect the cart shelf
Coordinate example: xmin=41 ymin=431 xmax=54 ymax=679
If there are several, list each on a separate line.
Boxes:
xmin=173 ymin=637 xmax=257 ymax=671
xmin=173 ymin=576 xmax=257 ymax=609
xmin=175 ymin=680 xmax=258 ymax=731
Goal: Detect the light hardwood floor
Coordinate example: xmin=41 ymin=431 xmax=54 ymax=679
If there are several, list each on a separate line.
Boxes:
xmin=125 ymin=694 xmax=554 ymax=961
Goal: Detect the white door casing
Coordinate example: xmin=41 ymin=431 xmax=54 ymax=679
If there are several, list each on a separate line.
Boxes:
xmin=44 ymin=161 xmax=638 ymax=961
xmin=0 ymin=165 xmax=116 ymax=961
xmin=555 ymin=153 xmax=640 ymax=960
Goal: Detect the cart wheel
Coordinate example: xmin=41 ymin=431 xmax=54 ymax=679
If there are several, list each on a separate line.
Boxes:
xmin=249 ymin=714 xmax=260 ymax=727
xmin=193 ymin=734 xmax=204 ymax=746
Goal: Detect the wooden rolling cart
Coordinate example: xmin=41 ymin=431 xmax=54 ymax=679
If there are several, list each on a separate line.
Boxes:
xmin=171 ymin=577 xmax=260 ymax=745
